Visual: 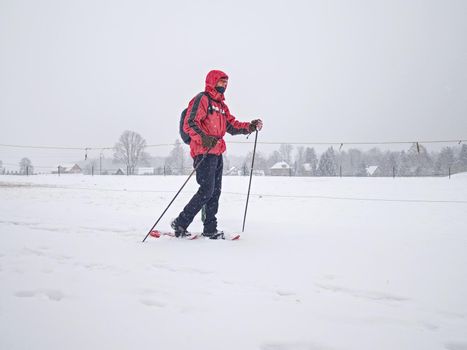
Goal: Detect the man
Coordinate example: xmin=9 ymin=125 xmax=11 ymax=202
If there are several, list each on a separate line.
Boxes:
xmin=171 ymin=69 xmax=263 ymax=238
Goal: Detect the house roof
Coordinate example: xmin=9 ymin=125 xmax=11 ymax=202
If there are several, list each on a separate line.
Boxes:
xmin=58 ymin=163 xmax=80 ymax=169
xmin=271 ymin=161 xmax=291 ymax=170
xmin=366 ymin=165 xmax=378 ymax=175
xmin=135 ymin=167 xmax=155 ymax=174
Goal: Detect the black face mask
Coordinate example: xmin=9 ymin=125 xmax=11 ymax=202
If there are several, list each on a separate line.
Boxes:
xmin=215 ymin=86 xmax=226 ymax=94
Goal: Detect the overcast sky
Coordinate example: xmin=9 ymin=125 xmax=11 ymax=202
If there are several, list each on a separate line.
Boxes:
xmin=1 ymin=0 xmax=466 ymax=167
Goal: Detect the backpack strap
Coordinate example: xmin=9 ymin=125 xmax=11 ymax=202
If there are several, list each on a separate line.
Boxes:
xmin=202 ymin=92 xmax=213 ymax=114
xmin=180 ymin=92 xmax=213 ymax=145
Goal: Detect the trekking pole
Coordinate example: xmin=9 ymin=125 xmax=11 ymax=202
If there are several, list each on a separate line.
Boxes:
xmin=142 ymin=150 xmax=210 ymax=242
xmin=242 ymin=130 xmax=259 ymax=232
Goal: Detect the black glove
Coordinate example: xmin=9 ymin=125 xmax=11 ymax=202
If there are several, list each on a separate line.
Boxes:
xmin=201 ymin=134 xmax=218 ymax=148
xmin=249 ymin=119 xmax=263 ymax=132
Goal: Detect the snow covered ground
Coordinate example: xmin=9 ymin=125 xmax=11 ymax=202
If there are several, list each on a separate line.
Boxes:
xmin=1 ymin=173 xmax=466 ymax=350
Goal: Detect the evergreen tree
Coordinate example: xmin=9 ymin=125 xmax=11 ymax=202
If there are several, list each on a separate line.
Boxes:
xmin=398 ymin=151 xmax=410 ymax=176
xmin=317 ymin=147 xmax=338 ymax=176
xmin=378 ymin=151 xmax=399 ymax=176
xmin=355 ymin=161 xmax=368 ymax=177
xmin=435 ymin=147 xmax=455 ymax=175
xmin=347 ymin=149 xmax=363 ymax=176
xmin=303 ymin=147 xmax=318 ymax=175
xmin=166 ymin=139 xmax=187 ymax=175
xmin=407 ymin=143 xmax=433 ymax=176
xmin=337 ymin=150 xmax=350 ymax=176
xmin=365 ymin=147 xmax=383 ymax=167
xmin=454 ymin=144 xmax=467 ymax=173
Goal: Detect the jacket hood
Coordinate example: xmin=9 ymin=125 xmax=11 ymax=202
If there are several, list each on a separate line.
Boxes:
xmin=205 ymin=70 xmax=228 ymax=101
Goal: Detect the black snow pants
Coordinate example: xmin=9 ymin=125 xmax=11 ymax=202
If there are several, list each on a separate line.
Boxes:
xmin=175 ymin=154 xmax=223 ymax=233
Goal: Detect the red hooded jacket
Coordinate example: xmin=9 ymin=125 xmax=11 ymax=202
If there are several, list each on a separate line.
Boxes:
xmin=183 ymin=70 xmax=251 ymax=158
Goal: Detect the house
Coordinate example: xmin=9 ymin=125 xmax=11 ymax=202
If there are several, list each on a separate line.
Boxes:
xmin=366 ymin=165 xmax=379 ymax=176
xmin=114 ymin=168 xmax=125 ymax=175
xmin=55 ymin=164 xmax=82 ymax=174
xmin=224 ymin=167 xmax=239 ymax=176
xmin=135 ymin=167 xmax=155 ymax=175
xmin=270 ymin=161 xmax=292 ymax=176
xmin=302 ymin=163 xmax=314 ymax=176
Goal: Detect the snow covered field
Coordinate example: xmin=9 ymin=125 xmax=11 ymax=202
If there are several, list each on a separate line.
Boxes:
xmin=1 ymin=174 xmax=466 ymax=350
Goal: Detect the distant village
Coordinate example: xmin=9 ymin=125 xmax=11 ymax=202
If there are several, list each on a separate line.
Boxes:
xmin=0 ymin=156 xmax=375 ymax=177
xmin=4 ymin=161 xmax=291 ymax=176
xmin=2 ymin=132 xmax=466 ymax=178
xmin=2 ymin=143 xmax=467 ymax=178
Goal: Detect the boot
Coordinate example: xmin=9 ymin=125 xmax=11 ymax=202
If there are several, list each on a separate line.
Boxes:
xmin=202 ymin=230 xmax=224 ymax=240
xmin=171 ymin=219 xmax=190 ymax=238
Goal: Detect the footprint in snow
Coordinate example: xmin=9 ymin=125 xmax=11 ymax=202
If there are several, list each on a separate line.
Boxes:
xmin=139 ymin=298 xmax=166 ymax=308
xmin=314 ymin=283 xmax=409 ymax=303
xmin=420 ymin=321 xmax=439 ymax=331
xmin=21 ymin=248 xmax=72 ymax=262
xmin=262 ymin=342 xmax=333 ymax=350
xmin=152 ymin=263 xmax=213 ymax=275
xmin=276 ymin=289 xmax=296 ymax=297
xmin=445 ymin=343 xmax=467 ymax=350
xmin=14 ymin=289 xmax=64 ymax=301
xmin=275 ymin=289 xmax=301 ymax=303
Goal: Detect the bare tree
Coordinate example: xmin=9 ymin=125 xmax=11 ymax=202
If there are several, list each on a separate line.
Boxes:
xmin=279 ymin=144 xmax=294 ymax=164
xmin=304 ymin=147 xmax=318 ymax=175
xmin=244 ymin=151 xmax=268 ymax=174
xmin=113 ymin=130 xmax=148 ymax=175
xmin=19 ymin=157 xmax=33 ymax=175
xmin=294 ymin=146 xmax=305 ymax=176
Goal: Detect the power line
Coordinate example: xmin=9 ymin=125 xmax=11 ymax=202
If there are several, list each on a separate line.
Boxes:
xmin=0 ymin=143 xmax=97 ymax=150
xmin=0 ymin=139 xmax=465 ymax=151
xmin=231 ymin=139 xmax=467 ymax=146
xmin=0 ymin=142 xmax=179 ymax=150
xmin=1 ymin=162 xmax=68 ymax=169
